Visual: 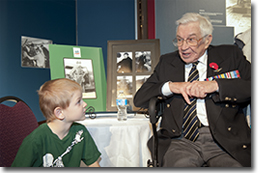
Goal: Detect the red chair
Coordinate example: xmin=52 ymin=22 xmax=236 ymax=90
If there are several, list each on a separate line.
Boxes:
xmin=0 ymin=96 xmax=38 ymax=167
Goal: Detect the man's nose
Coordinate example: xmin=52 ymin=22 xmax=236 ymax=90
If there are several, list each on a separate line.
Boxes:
xmin=181 ymin=40 xmax=189 ymax=49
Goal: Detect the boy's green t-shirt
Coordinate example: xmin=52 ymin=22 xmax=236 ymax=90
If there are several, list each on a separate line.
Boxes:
xmin=11 ymin=122 xmax=101 ymax=167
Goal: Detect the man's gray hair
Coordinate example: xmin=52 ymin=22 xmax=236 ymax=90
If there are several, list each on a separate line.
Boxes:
xmin=176 ymin=13 xmax=213 ymax=37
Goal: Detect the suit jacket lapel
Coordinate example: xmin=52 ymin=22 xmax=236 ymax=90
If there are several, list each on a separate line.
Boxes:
xmin=206 ymin=46 xmax=224 ymax=127
xmin=169 ymin=52 xmax=185 ymax=130
xmin=170 ymin=52 xmax=185 ymax=82
xmin=207 ymin=46 xmax=225 ymax=78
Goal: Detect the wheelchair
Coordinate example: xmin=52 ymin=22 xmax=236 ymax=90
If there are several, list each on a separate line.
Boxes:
xmin=147 ymin=96 xmax=165 ymax=167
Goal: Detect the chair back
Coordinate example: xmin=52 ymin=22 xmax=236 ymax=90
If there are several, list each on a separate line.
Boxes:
xmin=0 ymin=96 xmax=38 ymax=167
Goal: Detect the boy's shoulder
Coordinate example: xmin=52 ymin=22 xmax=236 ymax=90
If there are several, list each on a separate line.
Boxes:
xmin=28 ymin=123 xmax=49 ymax=136
xmin=21 ymin=123 xmax=49 ymax=144
xmin=26 ymin=122 xmax=89 ymax=140
xmin=70 ymin=122 xmax=88 ymax=132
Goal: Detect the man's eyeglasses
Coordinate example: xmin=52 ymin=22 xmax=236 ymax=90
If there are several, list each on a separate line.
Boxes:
xmin=172 ymin=35 xmax=208 ymax=47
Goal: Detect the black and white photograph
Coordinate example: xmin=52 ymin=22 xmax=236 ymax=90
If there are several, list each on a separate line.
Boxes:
xmin=136 ymin=75 xmax=150 ymax=92
xmin=226 ymin=0 xmax=251 ymax=36
xmin=116 ymin=52 xmax=133 ymax=73
xmin=116 ymin=76 xmax=133 ymax=98
xmin=21 ymin=36 xmax=52 ymax=68
xmin=135 ymin=51 xmax=152 ymax=73
xmin=63 ymin=58 xmax=96 ymax=99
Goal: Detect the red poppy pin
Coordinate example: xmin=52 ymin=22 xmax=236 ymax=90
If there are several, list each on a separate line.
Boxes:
xmin=209 ymin=62 xmax=222 ymax=72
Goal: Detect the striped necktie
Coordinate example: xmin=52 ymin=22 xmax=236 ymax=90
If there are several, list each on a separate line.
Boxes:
xmin=183 ymin=61 xmax=200 ymax=142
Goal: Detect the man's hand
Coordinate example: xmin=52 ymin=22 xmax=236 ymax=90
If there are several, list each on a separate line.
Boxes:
xmin=169 ymin=80 xmax=218 ymax=104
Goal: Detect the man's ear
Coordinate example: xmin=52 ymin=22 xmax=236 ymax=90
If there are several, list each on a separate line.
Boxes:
xmin=204 ymin=34 xmax=213 ymax=49
xmin=54 ymin=107 xmax=65 ymax=120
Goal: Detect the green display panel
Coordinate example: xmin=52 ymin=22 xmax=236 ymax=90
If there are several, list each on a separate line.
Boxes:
xmin=49 ymin=44 xmax=106 ymax=111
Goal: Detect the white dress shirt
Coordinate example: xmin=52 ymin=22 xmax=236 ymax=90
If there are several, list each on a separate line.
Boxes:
xmin=161 ymin=51 xmax=209 ymax=126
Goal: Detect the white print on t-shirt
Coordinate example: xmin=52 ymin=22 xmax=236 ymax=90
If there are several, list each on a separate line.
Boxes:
xmin=43 ymin=130 xmax=84 ymax=167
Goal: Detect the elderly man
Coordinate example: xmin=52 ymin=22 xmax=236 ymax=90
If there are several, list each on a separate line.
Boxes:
xmin=134 ymin=13 xmax=251 ymax=167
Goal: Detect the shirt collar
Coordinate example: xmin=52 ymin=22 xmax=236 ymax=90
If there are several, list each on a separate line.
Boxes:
xmin=198 ymin=50 xmax=207 ymax=66
xmin=185 ymin=50 xmax=207 ymax=67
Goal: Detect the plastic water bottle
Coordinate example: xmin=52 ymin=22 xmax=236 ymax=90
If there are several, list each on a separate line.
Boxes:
xmin=116 ymin=91 xmax=127 ymax=121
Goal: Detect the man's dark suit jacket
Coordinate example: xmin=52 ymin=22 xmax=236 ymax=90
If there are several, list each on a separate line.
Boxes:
xmin=134 ymin=45 xmax=251 ymax=167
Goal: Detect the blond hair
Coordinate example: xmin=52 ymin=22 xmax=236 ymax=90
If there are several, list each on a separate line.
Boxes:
xmin=38 ymin=78 xmax=82 ymax=122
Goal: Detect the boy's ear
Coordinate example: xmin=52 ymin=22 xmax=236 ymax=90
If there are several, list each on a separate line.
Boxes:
xmin=54 ymin=107 xmax=64 ymax=120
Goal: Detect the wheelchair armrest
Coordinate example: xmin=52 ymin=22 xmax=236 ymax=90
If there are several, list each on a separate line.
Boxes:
xmin=147 ymin=96 xmax=165 ymax=167
xmin=148 ymin=96 xmax=164 ymax=125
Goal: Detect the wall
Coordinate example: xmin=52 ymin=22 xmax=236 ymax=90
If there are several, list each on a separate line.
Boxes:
xmin=77 ymin=0 xmax=136 ymax=76
xmin=0 ymin=0 xmax=76 ymax=122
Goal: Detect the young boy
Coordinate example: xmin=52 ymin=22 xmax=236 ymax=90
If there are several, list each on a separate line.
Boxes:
xmin=11 ymin=78 xmax=101 ymax=167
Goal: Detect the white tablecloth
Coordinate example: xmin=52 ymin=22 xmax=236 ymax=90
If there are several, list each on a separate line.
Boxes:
xmin=77 ymin=113 xmax=152 ymax=167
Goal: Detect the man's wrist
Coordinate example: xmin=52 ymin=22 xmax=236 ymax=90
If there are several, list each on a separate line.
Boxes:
xmin=213 ymin=80 xmax=219 ymax=92
xmin=161 ymin=81 xmax=173 ymax=96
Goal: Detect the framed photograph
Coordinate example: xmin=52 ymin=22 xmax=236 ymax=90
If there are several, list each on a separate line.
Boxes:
xmin=21 ymin=36 xmax=52 ymax=68
xmin=63 ymin=58 xmax=96 ymax=99
xmin=49 ymin=44 xmax=107 ymax=112
xmin=106 ymin=39 xmax=160 ymax=112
